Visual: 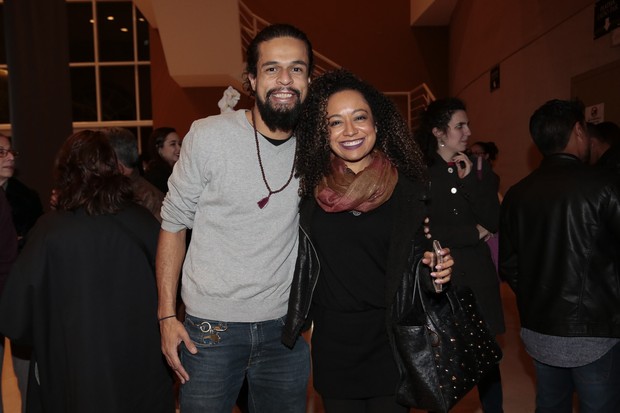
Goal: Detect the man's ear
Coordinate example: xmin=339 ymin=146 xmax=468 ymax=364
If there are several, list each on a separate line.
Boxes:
xmin=574 ymin=121 xmax=587 ymax=143
xmin=248 ymin=74 xmax=257 ymax=93
xmin=572 ymin=121 xmax=592 ymax=162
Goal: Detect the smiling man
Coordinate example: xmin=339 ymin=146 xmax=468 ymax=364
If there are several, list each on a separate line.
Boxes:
xmin=156 ymin=24 xmax=313 ymax=413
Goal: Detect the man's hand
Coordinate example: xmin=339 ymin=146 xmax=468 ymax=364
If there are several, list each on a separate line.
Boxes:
xmin=159 ymin=317 xmax=197 ymax=384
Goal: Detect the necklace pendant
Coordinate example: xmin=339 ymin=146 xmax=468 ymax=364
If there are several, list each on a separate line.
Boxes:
xmin=257 ymin=195 xmax=270 ymax=209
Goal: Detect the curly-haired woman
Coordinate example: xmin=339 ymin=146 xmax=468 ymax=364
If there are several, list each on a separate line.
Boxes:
xmin=281 ymin=69 xmax=453 ymax=413
xmin=0 ymin=130 xmax=174 ymax=413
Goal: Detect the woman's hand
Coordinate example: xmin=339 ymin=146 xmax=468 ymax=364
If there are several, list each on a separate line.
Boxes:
xmin=452 ymin=151 xmax=472 ymax=178
xmin=422 ymin=247 xmax=454 ymax=286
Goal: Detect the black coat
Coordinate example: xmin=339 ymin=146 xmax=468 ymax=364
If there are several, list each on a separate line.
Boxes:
xmin=427 ymin=154 xmax=505 ymax=334
xmin=0 ymin=204 xmax=174 ymax=413
xmin=0 ymin=189 xmax=17 ymax=294
xmin=144 ymin=159 xmax=173 ymax=194
xmin=282 ymin=175 xmax=432 ymax=346
xmin=501 ymin=153 xmax=620 ymax=337
xmin=282 ymin=175 xmax=433 ymax=398
xmin=5 ymin=177 xmax=43 ymax=250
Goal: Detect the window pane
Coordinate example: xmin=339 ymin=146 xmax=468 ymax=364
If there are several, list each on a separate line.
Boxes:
xmin=97 ymin=1 xmax=133 ymax=62
xmin=136 ymin=8 xmax=150 ymax=61
xmin=71 ymin=66 xmax=97 ymax=122
xmin=100 ymin=65 xmax=136 ymax=120
xmin=0 ymin=5 xmax=6 ymax=65
xmin=0 ymin=69 xmax=10 ymax=124
xmin=67 ymin=2 xmax=94 ymax=62
xmin=138 ymin=65 xmax=151 ymax=120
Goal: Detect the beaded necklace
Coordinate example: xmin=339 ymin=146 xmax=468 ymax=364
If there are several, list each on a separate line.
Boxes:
xmin=251 ymin=110 xmax=296 ymax=209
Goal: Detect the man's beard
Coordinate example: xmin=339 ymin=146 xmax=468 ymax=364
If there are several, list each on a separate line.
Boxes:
xmin=256 ymin=89 xmax=303 ymax=133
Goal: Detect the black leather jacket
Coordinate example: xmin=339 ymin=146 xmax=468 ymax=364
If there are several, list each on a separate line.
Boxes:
xmin=500 ymin=153 xmax=620 ymax=337
xmin=281 ymin=176 xmax=432 ymax=348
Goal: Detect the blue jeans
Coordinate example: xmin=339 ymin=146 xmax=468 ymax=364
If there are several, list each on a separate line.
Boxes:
xmin=534 ymin=341 xmax=620 ymax=413
xmin=180 ymin=314 xmax=310 ymax=413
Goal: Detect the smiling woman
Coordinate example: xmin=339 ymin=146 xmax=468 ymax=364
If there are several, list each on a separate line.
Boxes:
xmin=283 ymin=69 xmax=454 ymax=413
xmin=325 ymin=89 xmax=377 ymax=174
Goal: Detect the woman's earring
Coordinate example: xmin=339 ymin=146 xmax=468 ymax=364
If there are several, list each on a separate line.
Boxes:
xmin=439 ymin=140 xmax=445 ymax=147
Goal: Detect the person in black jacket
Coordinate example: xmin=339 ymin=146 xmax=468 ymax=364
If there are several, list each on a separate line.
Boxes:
xmin=500 ymin=99 xmax=620 ymax=413
xmin=283 ymin=69 xmax=453 ymax=413
xmin=588 ymin=121 xmax=620 ymax=172
xmin=0 ymin=133 xmax=42 ymax=413
xmin=415 ymin=98 xmax=505 ymax=413
xmin=144 ymin=127 xmax=181 ymax=193
xmin=0 ymin=130 xmax=174 ymax=413
xmin=0 ymin=134 xmax=43 ymax=251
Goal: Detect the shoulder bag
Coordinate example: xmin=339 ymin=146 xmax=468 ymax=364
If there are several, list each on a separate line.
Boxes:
xmin=391 ymin=269 xmax=502 ymax=412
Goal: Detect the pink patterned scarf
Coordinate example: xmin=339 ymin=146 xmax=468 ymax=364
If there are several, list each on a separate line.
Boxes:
xmin=315 ymin=150 xmax=398 ymax=213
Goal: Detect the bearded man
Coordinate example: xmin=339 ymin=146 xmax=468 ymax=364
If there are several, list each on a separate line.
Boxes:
xmin=156 ymin=24 xmax=313 ymax=413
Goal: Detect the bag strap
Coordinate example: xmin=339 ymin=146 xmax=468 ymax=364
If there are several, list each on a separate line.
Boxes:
xmin=413 ymin=268 xmax=461 ymax=330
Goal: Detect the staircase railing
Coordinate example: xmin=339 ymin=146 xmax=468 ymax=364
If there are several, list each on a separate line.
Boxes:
xmin=239 ymin=1 xmax=341 ymax=77
xmin=385 ymin=83 xmax=436 ymax=130
xmin=238 ymin=1 xmax=435 ymax=129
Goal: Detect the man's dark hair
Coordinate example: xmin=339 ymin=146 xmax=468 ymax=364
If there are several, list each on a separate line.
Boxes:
xmin=242 ymin=24 xmax=314 ymax=96
xmin=529 ymin=99 xmax=585 ymax=156
xmin=54 ymin=130 xmax=132 ymax=215
xmin=104 ymin=127 xmax=139 ymax=169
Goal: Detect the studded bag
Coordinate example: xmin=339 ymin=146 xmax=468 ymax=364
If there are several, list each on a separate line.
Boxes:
xmin=390 ymin=270 xmax=502 ymax=412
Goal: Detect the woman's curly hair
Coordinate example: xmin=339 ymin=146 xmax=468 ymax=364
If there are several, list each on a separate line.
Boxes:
xmin=54 ymin=130 xmax=133 ymax=215
xmin=294 ymin=69 xmax=427 ymax=196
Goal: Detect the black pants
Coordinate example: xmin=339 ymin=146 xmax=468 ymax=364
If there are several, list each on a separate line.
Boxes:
xmin=322 ymin=395 xmax=408 ymax=413
xmin=478 ymin=363 xmax=504 ymax=413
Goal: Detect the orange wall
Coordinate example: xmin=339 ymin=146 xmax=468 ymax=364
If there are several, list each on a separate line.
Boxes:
xmin=149 ymin=26 xmax=252 ymax=137
xmin=244 ymin=0 xmax=449 ymax=93
xmin=149 ymin=0 xmax=449 ymax=136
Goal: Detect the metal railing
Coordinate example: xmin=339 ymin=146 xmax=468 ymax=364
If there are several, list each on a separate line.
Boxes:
xmin=239 ymin=1 xmax=341 ymax=78
xmin=238 ymin=1 xmax=435 ymax=129
xmin=385 ymin=83 xmax=436 ymax=130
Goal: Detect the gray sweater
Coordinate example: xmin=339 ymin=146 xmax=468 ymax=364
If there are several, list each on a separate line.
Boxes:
xmin=161 ymin=110 xmax=299 ymax=322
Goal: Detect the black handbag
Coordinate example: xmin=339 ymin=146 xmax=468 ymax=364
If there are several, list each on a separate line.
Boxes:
xmin=391 ymin=270 xmax=502 ymax=412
